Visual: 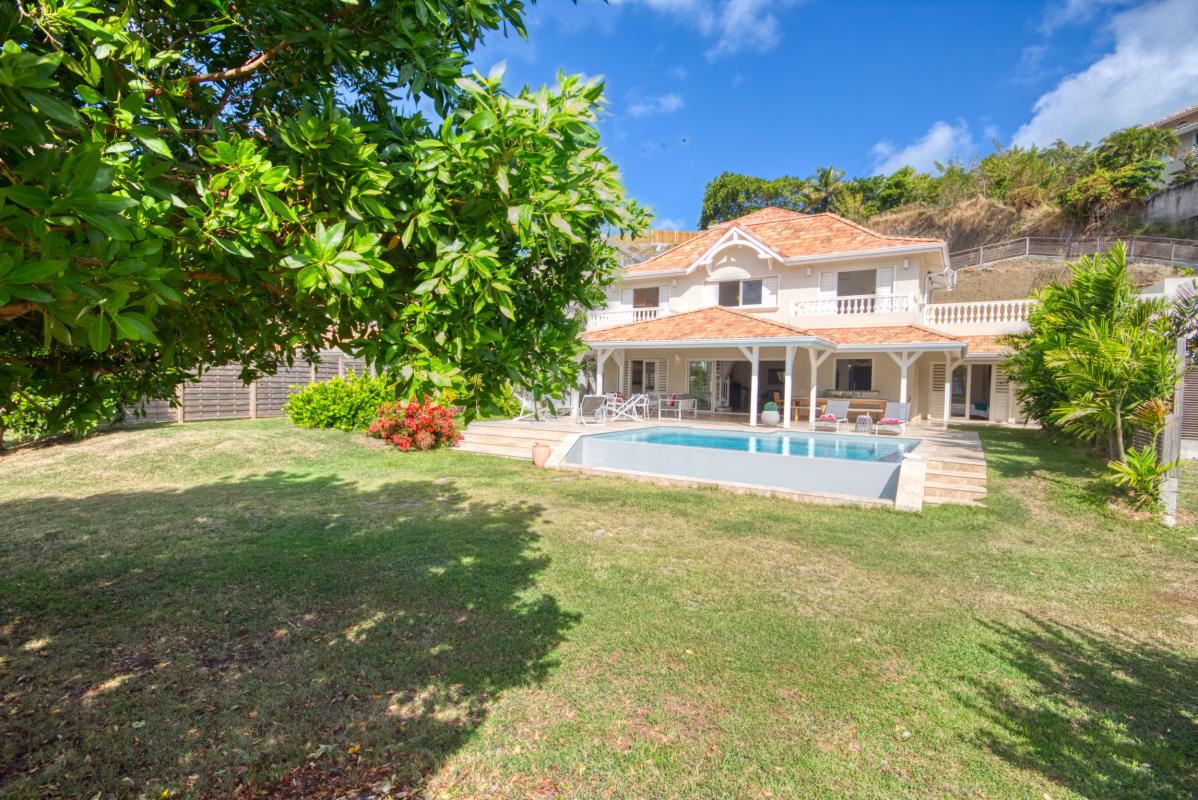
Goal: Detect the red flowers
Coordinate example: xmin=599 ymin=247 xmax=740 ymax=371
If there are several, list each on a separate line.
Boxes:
xmin=368 ymin=396 xmax=463 ymax=452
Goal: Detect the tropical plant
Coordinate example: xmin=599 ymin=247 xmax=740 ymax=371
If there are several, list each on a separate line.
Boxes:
xmin=1006 ymin=242 xmax=1180 ymax=462
xmin=0 ymin=1 xmax=645 ymax=438
xmin=283 ymin=372 xmax=398 ymax=432
xmin=368 ymin=397 xmax=463 ymax=452
xmin=805 ymin=166 xmax=846 ymax=213
xmin=1171 ymin=147 xmax=1198 ymax=185
xmin=698 ymin=172 xmax=810 ymax=227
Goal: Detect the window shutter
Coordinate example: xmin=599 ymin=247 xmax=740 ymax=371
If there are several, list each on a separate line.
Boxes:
xmin=621 ymin=358 xmax=630 ymax=395
xmin=992 ymin=366 xmax=1011 ymax=422
xmin=819 ymin=271 xmax=836 ymax=297
xmin=655 ymin=359 xmax=669 ymax=394
xmin=620 ymin=288 xmax=634 ymax=307
xmin=876 ymin=266 xmax=894 ymax=296
xmin=701 ymin=282 xmax=718 ymax=307
xmin=658 ymin=285 xmax=669 ymax=309
xmin=930 ymin=362 xmax=946 ymax=420
xmin=605 ymin=285 xmax=620 ymax=304
xmin=763 ymin=276 xmax=779 ymax=307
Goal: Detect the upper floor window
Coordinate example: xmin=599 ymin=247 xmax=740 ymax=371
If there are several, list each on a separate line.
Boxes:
xmin=718 ymin=278 xmax=765 ymax=307
xmin=632 ymin=287 xmax=660 ymax=308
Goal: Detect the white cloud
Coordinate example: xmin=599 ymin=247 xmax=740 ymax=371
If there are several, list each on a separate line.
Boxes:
xmin=612 ymin=0 xmax=798 ymax=58
xmin=654 ymin=216 xmax=691 ymax=230
xmin=669 ymin=65 xmax=689 ymax=81
xmin=871 ymin=121 xmax=974 ymax=175
xmin=1040 ymin=0 xmax=1131 ymax=34
xmin=1014 ymin=0 xmax=1198 ymax=147
xmin=627 ymin=93 xmax=685 ymax=118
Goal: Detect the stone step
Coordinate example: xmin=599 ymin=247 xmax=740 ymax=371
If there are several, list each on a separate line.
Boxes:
xmin=924 ymin=481 xmax=987 ymax=503
xmin=925 ymin=468 xmax=988 ymax=487
xmin=462 ymin=424 xmax=573 ymax=444
xmin=455 ymin=441 xmax=536 ymax=460
xmin=460 ymin=430 xmax=568 ymax=448
xmin=924 ymin=494 xmax=985 ymax=507
xmin=927 ymin=458 xmax=986 ymax=476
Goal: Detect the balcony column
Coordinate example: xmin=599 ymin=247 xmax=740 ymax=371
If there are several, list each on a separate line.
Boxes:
xmin=738 ymin=345 xmax=761 ymax=426
xmin=782 ymin=344 xmax=796 ymax=428
xmin=807 ymin=347 xmax=832 ymax=427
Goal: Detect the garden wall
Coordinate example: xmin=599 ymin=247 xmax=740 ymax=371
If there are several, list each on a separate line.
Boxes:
xmin=126 ymin=349 xmax=367 ymax=423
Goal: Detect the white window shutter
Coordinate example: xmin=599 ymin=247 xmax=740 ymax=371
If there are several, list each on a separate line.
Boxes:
xmin=876 ymin=266 xmax=894 ymax=296
xmin=621 ymin=358 xmax=630 ymax=395
xmin=763 ymin=276 xmax=779 ymax=307
xmin=992 ymin=366 xmax=1011 ymax=422
xmin=620 ymin=288 xmax=634 ymax=307
xmin=701 ymin=282 xmax=718 ymax=307
xmin=658 ymin=285 xmax=669 ymax=309
xmin=930 ymin=363 xmax=946 ymax=420
xmin=655 ymin=359 xmax=668 ymax=393
xmin=819 ymin=271 xmax=836 ymax=297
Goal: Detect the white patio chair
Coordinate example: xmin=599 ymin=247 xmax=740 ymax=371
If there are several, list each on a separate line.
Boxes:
xmin=607 ymin=393 xmax=649 ymax=422
xmin=811 ymin=399 xmax=851 ymax=432
xmin=577 ymin=394 xmax=608 ymax=426
xmin=875 ymin=402 xmax=911 ymax=436
xmin=658 ymin=394 xmax=698 ymax=421
xmin=512 ymin=390 xmax=551 ymax=421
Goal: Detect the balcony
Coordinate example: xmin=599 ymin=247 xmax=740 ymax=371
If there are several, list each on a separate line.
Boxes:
xmin=585 ymin=307 xmax=667 ymax=330
xmin=922 ymin=299 xmax=1034 ymax=329
xmin=791 ymin=293 xmax=917 ymax=317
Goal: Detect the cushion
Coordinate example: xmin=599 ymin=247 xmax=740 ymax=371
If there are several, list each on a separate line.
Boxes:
xmin=818 ymin=414 xmax=838 ymax=421
xmin=880 ymin=417 xmax=902 ymax=425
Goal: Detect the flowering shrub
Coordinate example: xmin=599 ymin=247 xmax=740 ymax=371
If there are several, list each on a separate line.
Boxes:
xmin=368 ymin=397 xmax=463 ymax=452
xmin=284 ymin=372 xmax=399 ymax=431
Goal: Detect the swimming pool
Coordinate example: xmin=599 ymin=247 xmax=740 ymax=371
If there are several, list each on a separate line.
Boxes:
xmin=563 ymin=426 xmax=921 ymax=501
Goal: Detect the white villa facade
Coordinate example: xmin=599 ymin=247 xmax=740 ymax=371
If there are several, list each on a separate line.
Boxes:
xmin=582 ymin=208 xmax=1030 ymax=427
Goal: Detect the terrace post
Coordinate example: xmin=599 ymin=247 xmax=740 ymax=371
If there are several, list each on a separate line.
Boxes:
xmin=739 ymin=345 xmax=761 ymax=426
xmin=594 ymin=348 xmax=612 ymax=395
xmin=807 ymin=347 xmax=832 ymax=426
xmin=782 ymin=344 xmax=796 ymax=428
xmin=942 ymin=353 xmax=956 ymax=429
xmin=615 ymin=349 xmax=626 ymax=396
xmin=888 ymin=350 xmax=918 ymax=404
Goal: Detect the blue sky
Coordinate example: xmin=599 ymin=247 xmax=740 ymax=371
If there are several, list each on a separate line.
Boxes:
xmin=468 ymin=0 xmax=1198 ymax=229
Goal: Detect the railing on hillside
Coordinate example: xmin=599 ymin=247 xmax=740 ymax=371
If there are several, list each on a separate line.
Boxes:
xmin=949 ymin=236 xmax=1198 ymax=270
xmin=585 ymin=307 xmax=667 ymax=329
xmin=922 ymin=299 xmax=1035 ymax=327
xmin=791 ymin=293 xmax=916 ymax=317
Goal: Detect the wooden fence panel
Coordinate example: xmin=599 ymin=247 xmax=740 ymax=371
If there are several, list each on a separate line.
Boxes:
xmin=182 ymin=365 xmax=252 ymax=421
xmin=255 ymin=362 xmax=313 ymax=417
xmin=1183 ymin=366 xmax=1198 ymax=441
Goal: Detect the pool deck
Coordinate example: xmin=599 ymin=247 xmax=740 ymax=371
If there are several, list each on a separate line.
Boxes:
xmin=459 ymin=416 xmax=989 ymax=510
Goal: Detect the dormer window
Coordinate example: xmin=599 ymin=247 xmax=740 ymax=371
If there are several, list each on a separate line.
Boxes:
xmin=717 ymin=278 xmax=768 ymax=307
xmin=632 ymin=287 xmax=660 ymax=308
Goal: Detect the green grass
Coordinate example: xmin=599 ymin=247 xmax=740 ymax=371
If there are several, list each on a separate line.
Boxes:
xmin=1 ymin=419 xmax=1195 ymax=799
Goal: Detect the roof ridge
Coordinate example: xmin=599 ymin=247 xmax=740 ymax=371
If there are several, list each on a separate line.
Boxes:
xmin=907 ymin=323 xmax=961 ymax=341
xmin=619 ymin=227 xmax=718 ymax=272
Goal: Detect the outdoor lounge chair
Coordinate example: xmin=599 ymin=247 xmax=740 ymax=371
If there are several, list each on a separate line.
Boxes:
xmin=513 ymin=390 xmax=551 ymax=421
xmin=607 ymin=393 xmax=649 ymax=422
xmin=658 ymin=393 xmax=698 ymax=420
xmin=811 ymin=398 xmax=850 ymax=432
xmin=875 ymin=402 xmax=910 ymax=436
xmin=577 ymin=394 xmax=608 ymax=426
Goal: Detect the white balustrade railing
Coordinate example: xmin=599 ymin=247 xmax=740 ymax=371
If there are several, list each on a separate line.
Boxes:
xmin=791 ymin=293 xmax=915 ymax=317
xmin=921 ymin=299 xmax=1034 ymax=327
xmin=585 ymin=306 xmax=666 ymax=329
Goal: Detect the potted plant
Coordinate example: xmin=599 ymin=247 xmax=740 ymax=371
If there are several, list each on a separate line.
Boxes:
xmin=531 ymin=441 xmax=552 ymax=468
xmin=760 ymin=400 xmax=780 ymax=426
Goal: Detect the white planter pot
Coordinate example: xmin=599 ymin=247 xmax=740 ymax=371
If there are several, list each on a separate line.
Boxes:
xmin=760 ymin=409 xmax=780 ymax=426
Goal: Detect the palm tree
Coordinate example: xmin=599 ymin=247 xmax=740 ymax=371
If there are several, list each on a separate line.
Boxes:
xmin=805 ymin=166 xmax=846 ymax=213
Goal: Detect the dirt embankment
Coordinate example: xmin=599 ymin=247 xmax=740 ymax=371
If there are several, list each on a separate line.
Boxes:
xmin=868 ymin=197 xmax=1074 ymax=252
xmin=933 ymin=258 xmax=1185 ymax=302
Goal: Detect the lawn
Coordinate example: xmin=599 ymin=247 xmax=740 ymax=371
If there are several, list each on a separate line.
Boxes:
xmin=1 ymin=420 xmax=1195 ymax=799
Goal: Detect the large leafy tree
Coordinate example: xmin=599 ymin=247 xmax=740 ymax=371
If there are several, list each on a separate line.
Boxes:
xmin=698 ymin=171 xmax=810 ymax=227
xmin=0 ymin=0 xmax=644 ymax=433
xmin=1005 ymin=243 xmax=1179 ymax=462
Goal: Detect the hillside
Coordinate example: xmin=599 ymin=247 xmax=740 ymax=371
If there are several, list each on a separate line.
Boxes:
xmin=935 ymin=257 xmax=1184 ymax=302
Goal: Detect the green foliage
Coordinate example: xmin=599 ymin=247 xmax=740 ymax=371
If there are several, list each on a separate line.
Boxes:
xmin=1006 ymin=243 xmax=1180 ymax=470
xmin=1108 ymin=445 xmax=1177 ymax=509
xmin=0 ymin=388 xmax=116 ymax=446
xmin=283 ymin=373 xmax=398 ymax=432
xmin=698 ymin=125 xmax=1173 ymax=229
xmin=0 ymin=1 xmax=645 ymax=437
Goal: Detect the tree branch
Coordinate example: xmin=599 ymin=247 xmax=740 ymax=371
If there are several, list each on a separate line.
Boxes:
xmin=0 ymin=302 xmax=39 ymax=320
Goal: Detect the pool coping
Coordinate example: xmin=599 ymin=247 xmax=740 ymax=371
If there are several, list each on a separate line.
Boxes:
xmin=547 ymin=427 xmax=927 ymax=511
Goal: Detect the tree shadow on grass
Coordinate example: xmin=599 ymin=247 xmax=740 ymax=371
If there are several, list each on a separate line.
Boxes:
xmin=976 ymin=427 xmax=1119 ymax=508
xmin=0 ymin=473 xmax=575 ymax=798
xmin=958 ymin=615 xmax=1197 ymax=800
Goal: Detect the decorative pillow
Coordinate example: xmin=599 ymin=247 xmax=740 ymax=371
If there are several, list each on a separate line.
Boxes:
xmin=880 ymin=417 xmax=902 ymax=425
xmin=818 ymin=414 xmax=838 ymax=421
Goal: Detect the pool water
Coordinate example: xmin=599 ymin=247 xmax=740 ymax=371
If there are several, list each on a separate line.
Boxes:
xmin=588 ymin=426 xmax=919 ymax=464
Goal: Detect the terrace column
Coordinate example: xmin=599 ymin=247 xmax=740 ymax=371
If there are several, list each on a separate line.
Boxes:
xmin=594 ymin=348 xmax=612 ymax=395
xmin=782 ymin=344 xmax=796 ymax=428
xmin=887 ymin=350 xmax=920 ymax=404
xmin=738 ymin=345 xmax=761 ymax=426
xmin=807 ymin=347 xmax=832 ymax=426
xmin=615 ymin=349 xmax=626 ymax=396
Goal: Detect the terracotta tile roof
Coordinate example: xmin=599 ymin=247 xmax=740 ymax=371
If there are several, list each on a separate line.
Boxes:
xmin=582 ymin=307 xmax=817 ymax=344
xmin=806 ymin=325 xmax=962 ymax=347
xmin=623 ymin=208 xmax=944 ymax=275
xmin=959 ymin=334 xmax=1013 ymax=355
xmin=1148 ymin=102 xmax=1198 ymax=128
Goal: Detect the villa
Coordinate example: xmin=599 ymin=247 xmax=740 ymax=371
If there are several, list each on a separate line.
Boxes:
xmin=581 ymin=207 xmax=1027 ymax=428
